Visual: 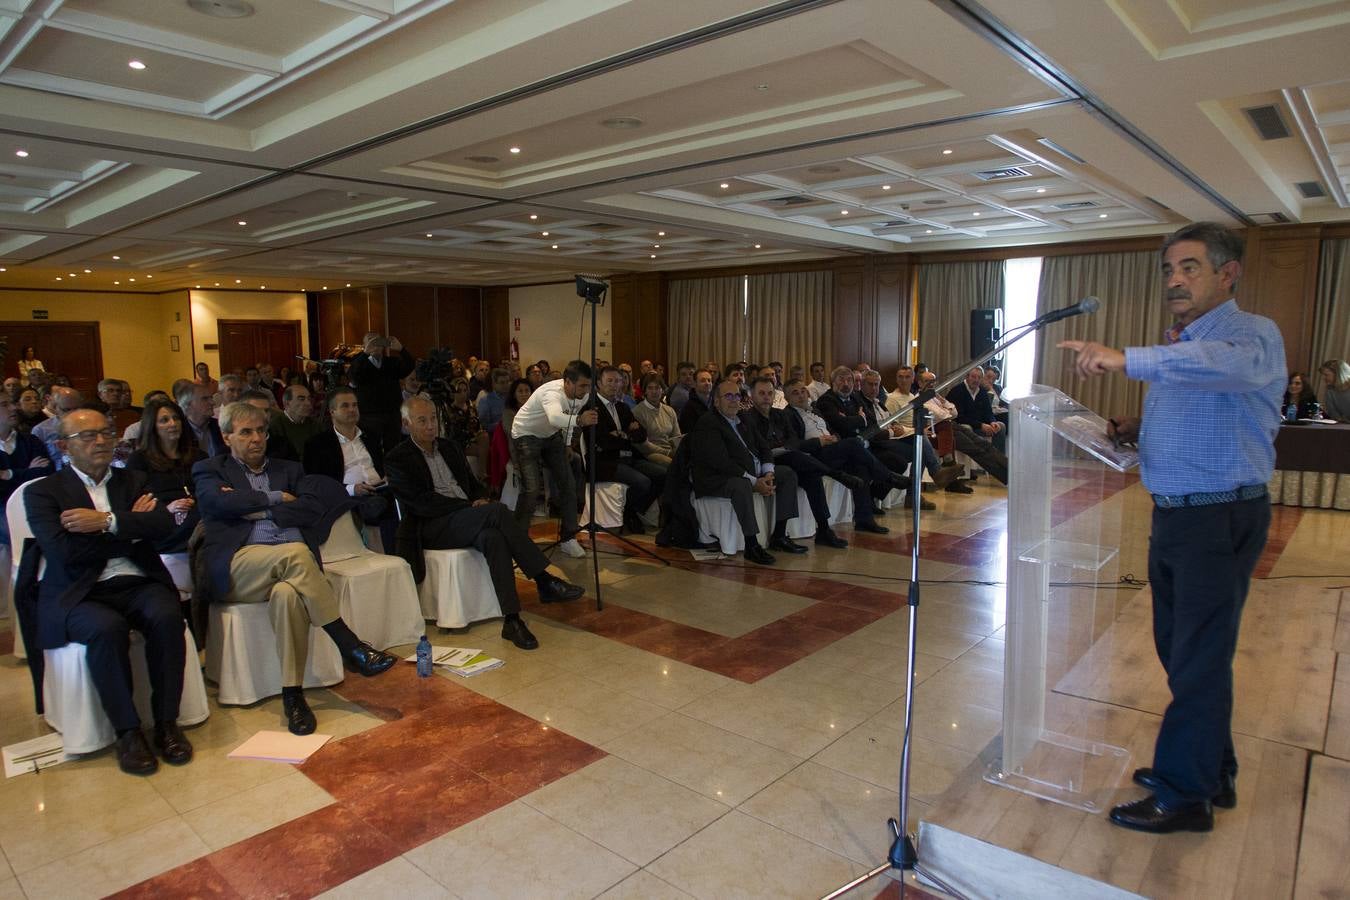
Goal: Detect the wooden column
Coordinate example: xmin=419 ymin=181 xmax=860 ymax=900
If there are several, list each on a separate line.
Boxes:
xmin=1239 ymin=225 xmax=1322 ymax=373
xmin=609 ymin=272 xmax=666 ymax=367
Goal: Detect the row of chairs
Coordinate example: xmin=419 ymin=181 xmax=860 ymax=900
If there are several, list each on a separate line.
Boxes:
xmin=2 ymin=480 xmax=504 ymax=754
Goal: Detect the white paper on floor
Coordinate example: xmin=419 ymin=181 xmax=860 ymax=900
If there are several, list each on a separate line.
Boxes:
xmin=4 ymin=733 xmax=69 ymax=777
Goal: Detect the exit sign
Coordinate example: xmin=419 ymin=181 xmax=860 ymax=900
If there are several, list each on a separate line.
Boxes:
xmin=32 ymin=309 xmax=48 ymax=320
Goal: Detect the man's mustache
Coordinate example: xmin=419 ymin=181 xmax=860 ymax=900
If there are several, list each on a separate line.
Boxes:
xmin=1167 ymin=288 xmax=1190 ymax=300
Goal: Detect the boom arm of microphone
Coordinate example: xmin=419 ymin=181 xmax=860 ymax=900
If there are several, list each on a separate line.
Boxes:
xmin=865 ymin=296 xmax=1101 ymax=439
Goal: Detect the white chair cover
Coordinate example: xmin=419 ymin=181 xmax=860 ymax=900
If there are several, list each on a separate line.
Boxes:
xmin=6 ymin=480 xmax=42 ymax=661
xmin=823 ymin=476 xmax=856 ymax=525
xmin=43 ymin=625 xmax=209 ymax=754
xmin=419 ymin=548 xmax=501 ymax=629
xmin=319 ymin=514 xmax=424 ymax=651
xmin=580 ymin=481 xmax=626 ymax=529
xmin=879 ymin=487 xmax=906 ymax=510
xmin=692 ymin=494 xmax=772 ymax=555
xmin=206 ymin=602 xmax=344 ymax=705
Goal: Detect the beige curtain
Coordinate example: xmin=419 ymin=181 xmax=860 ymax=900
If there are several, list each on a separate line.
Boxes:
xmin=745 ymin=270 xmax=832 ymax=368
xmin=916 ymin=260 xmax=1004 ymax=374
xmin=666 ymin=276 xmax=747 ymax=368
xmin=1033 ymin=250 xmax=1165 ymax=417
xmin=1311 ymin=238 xmax=1350 ymax=376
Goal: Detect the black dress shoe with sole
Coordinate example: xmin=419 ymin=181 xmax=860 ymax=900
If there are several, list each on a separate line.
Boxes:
xmin=768 ymin=536 xmax=808 ymax=554
xmin=343 ymin=642 xmax=398 ymax=676
xmin=744 ymin=544 xmax=776 ymax=566
xmin=115 ymin=729 xmax=158 ymax=776
xmin=814 ymin=529 xmax=848 ymax=549
xmin=283 ymin=693 xmax=317 ymax=736
xmin=903 ymin=495 xmax=936 ymax=510
xmin=1133 ymin=767 xmax=1236 ymax=809
xmin=502 ymin=617 xmax=539 ymax=650
xmin=538 ymin=575 xmax=585 ymax=603
xmin=944 ymin=481 xmax=974 ymax=494
xmin=153 ymin=721 xmax=194 ymax=765
xmin=1109 ymin=795 xmax=1212 ymax=833
xmin=855 ymin=520 xmax=890 ymax=535
xmin=830 ymin=471 xmax=865 ymax=491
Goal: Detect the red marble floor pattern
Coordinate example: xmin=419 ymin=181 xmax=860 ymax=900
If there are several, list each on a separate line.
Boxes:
xmin=111 ymin=665 xmax=604 ymax=899
xmin=1254 ymin=503 xmax=1303 ymax=578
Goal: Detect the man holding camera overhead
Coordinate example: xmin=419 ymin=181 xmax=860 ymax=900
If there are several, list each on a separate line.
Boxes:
xmin=349 ymin=331 xmax=414 ymax=459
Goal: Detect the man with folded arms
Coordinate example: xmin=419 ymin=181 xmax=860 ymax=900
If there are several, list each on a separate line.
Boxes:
xmin=194 ymin=402 xmax=397 ymax=736
xmin=689 ymin=380 xmax=803 ymax=565
xmin=26 ymin=409 xmax=191 ymax=774
xmin=386 ymin=396 xmax=584 ymax=650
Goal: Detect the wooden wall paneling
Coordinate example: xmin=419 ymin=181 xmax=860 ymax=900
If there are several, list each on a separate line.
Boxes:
xmin=367 ymin=287 xmax=386 ymax=339
xmin=479 ymin=286 xmax=510 ymax=361
xmin=832 ymin=262 xmax=867 ymax=368
xmin=1 ymin=321 xmax=103 ymax=395
xmin=386 ymin=284 xmax=436 ymax=359
xmin=314 ymin=291 xmax=344 ymax=353
xmin=1239 ymin=225 xmax=1321 ymax=373
xmin=610 ymin=273 xmax=665 ymax=367
xmin=873 ymin=258 xmax=909 ymax=378
xmin=339 ymin=289 xmax=367 ymax=346
xmin=436 ymin=287 xmax=483 ymax=358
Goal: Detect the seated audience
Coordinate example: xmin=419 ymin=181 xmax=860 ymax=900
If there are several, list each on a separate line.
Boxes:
xmin=815 ymin=366 xmax=915 ymax=507
xmin=240 ymin=388 xmax=297 ymax=460
xmin=1316 ymin=360 xmax=1350 ymax=422
xmin=215 ymin=374 xmax=244 ymax=416
xmin=884 ymin=367 xmax=963 ymax=491
xmin=98 ymin=379 xmax=140 ymax=433
xmin=1282 ymin=372 xmax=1319 ymax=419
xmin=26 ymin=408 xmax=191 ymax=775
xmin=385 ymin=396 xmax=584 ymax=650
xmin=126 ymin=399 xmax=204 ymax=554
xmin=677 ymin=368 xmax=717 ymax=435
xmin=856 ymin=370 xmax=940 ymax=509
xmin=33 ymin=385 xmax=82 ymax=469
xmin=302 ymin=387 xmax=390 ymax=537
xmin=740 ymin=377 xmax=849 ymax=549
xmin=176 ymin=382 xmax=226 ymax=458
xmin=446 ymin=376 xmax=489 ymax=474
xmin=194 ymin=402 xmax=398 ymax=735
xmin=632 ymin=374 xmax=681 ymax=465
xmin=476 ymin=367 xmax=511 ymax=434
xmin=271 ymin=384 xmax=322 ymax=459
xmin=526 ymin=365 xmax=545 ymax=389
xmin=587 ymin=367 xmax=664 ymax=534
xmin=921 ymin=371 xmax=1008 ymax=488
xmin=947 ymin=367 xmax=1004 ymax=445
xmin=807 ymin=362 xmax=831 ymax=401
xmin=15 ymin=387 xmax=44 ymax=434
xmin=466 ymin=360 xmax=492 ymax=401
xmin=193 ymin=361 xmax=218 ymax=394
xmin=0 ymin=391 xmax=51 ymax=544
xmin=121 ymin=389 xmax=173 ymax=443
xmin=688 ymin=379 xmax=803 ymax=566
xmin=489 ymin=379 xmax=533 ymax=493
xmin=666 ymin=362 xmax=696 ymax=414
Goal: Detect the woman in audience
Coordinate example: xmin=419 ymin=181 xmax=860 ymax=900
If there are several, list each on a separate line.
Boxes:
xmin=15 ymin=387 xmax=44 ymax=435
xmin=1282 ymin=372 xmax=1319 ymax=419
xmin=1319 ymin=359 xmax=1350 ymax=422
xmin=632 ymin=373 xmax=681 ymax=466
xmin=489 ymin=378 xmax=533 ymax=492
xmin=16 ymin=346 xmax=43 ymax=387
xmin=126 ymin=398 xmax=204 ymax=554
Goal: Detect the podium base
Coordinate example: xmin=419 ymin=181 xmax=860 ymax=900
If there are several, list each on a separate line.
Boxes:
xmin=984 ymin=731 xmax=1130 ymax=813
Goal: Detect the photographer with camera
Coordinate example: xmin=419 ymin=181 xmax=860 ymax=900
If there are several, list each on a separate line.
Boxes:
xmin=349 ymin=331 xmax=414 ymax=457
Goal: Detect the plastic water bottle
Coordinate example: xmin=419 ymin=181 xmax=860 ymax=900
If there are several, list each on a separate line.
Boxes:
xmin=415 ymin=635 xmax=433 ymax=678
xmin=1284 ymin=402 xmax=1298 ymax=423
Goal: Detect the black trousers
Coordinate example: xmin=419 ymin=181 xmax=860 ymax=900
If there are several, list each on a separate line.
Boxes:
xmin=1147 ymin=495 xmax=1269 ymax=806
xmin=951 ymin=424 xmax=1009 ymax=484
xmin=812 ymin=437 xmax=891 ymax=523
xmin=773 ymin=450 xmax=832 ymax=529
xmin=701 ymin=466 xmax=799 ymax=539
xmin=64 ymin=575 xmax=186 ymax=733
xmin=608 ymin=458 xmax=667 ymax=517
xmin=420 ymin=501 xmax=550 ymax=614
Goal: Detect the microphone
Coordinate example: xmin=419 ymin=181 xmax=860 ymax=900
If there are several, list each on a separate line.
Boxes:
xmin=1036 ymin=296 xmax=1100 ymax=325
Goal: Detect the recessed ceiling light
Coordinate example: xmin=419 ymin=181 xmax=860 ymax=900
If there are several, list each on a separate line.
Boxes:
xmin=425 ymin=232 xmax=433 ymax=237
xmin=1099 ymin=213 xmax=1108 ymax=218
xmin=145 ymin=275 xmax=152 ymax=278
xmin=653 ymin=244 xmax=660 ymax=248
xmin=68 ymin=272 xmax=76 ymax=277
xmin=260 ymin=285 xmax=266 ymax=289
xmin=345 ymin=283 xmax=351 ymax=287
xmin=551 ymin=244 xmax=559 ymax=249
xmin=0 ymin=267 xmax=5 ymax=272
xmin=839 ymin=210 xmax=849 ymax=215
xmin=14 ymin=150 xmax=28 ymax=158
xmin=942 ymin=148 xmax=953 ymax=155
xmin=882 ymin=185 xmax=891 ymax=190
xmin=529 ymin=214 xmax=538 ymax=220
xmin=237 ymin=220 xmax=247 ymax=226
xmin=83 ymin=268 xmax=91 ymax=273
xmin=128 ymin=59 xmax=146 ymax=70
xmin=321 ymin=285 xmax=327 ymax=290
xmin=113 ymin=280 xmax=119 ymax=284
xmin=972 ymin=211 xmax=980 ymax=216
xmin=112 ymin=255 xmax=120 ymax=260
xmin=754 ymin=83 xmax=770 ymax=91
xmin=600 ymin=116 xmax=644 ymax=129
xmin=55 ymin=277 xmax=62 ymax=281
xmin=195 ymin=284 xmax=200 ymax=288
xmin=1035 ymin=188 xmax=1046 ymax=193
xmin=650 ymin=254 xmax=656 ymax=259
xmin=719 ymin=183 xmax=730 ymax=189
xmin=658 ymin=231 xmax=666 ymax=236
xmin=925 ymin=230 xmax=933 ymax=234
xmin=754 ymin=244 xmax=762 ymax=249
xmin=541 ymin=231 xmax=549 ymax=236
xmin=508 ymin=147 xmax=521 ymax=154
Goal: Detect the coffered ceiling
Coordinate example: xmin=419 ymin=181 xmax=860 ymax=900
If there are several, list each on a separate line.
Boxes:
xmin=0 ymin=0 xmax=1347 ymax=292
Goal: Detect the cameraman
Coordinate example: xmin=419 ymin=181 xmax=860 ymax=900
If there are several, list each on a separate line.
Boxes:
xmin=350 ymin=331 xmax=414 ymax=456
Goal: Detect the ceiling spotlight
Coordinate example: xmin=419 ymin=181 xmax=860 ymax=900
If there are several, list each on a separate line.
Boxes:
xmin=972 ymin=211 xmax=980 ymax=216
xmin=146 ymin=275 xmax=152 ymax=278
xmin=68 ymin=272 xmax=76 ymax=277
xmin=719 ymin=183 xmax=730 ymax=189
xmin=1035 ymin=188 xmax=1046 ymax=193
xmin=128 ymin=59 xmax=146 ymax=70
xmin=839 ymin=210 xmax=849 ymax=215
xmin=321 ymin=286 xmax=327 ymax=290
xmin=529 ymin=214 xmax=538 ymax=220
xmin=55 ymin=277 xmax=62 ymax=281
xmin=260 ymin=285 xmax=266 ymax=289
xmin=425 ymin=232 xmax=433 ymax=237
xmin=926 ymin=230 xmax=933 ymax=234
xmin=237 ymin=220 xmax=247 ymax=226
xmin=0 ymin=267 xmax=5 ymax=272
xmin=345 ymin=283 xmax=351 ymax=287
xmin=653 ymin=244 xmax=660 ymax=248
xmin=195 ymin=285 xmax=200 ymax=288
xmin=882 ymin=185 xmax=891 ymax=190
xmin=754 ymin=244 xmax=762 ymax=249
xmin=541 ymin=231 xmax=549 ymax=236
xmin=235 ymin=279 xmax=241 ymax=283
xmin=214 ymin=282 xmax=220 ymax=286
xmin=650 ymin=254 xmax=656 ymax=258
xmin=112 ymin=255 xmax=121 ymax=260
xmin=113 ymin=280 xmax=119 ymax=284
xmin=1099 ymin=213 xmax=1108 ymax=218
xmin=942 ymin=148 xmax=953 ymax=155
xmin=658 ymin=231 xmax=666 ymax=236
xmin=15 ymin=149 xmax=28 ymax=158
xmin=83 ymin=268 xmax=91 ymax=273
xmin=551 ymin=244 xmax=559 ymax=249
xmin=508 ymin=146 xmax=521 ymax=154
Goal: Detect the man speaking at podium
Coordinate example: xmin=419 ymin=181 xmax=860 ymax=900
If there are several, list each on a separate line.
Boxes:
xmin=1059 ymin=222 xmax=1284 ymax=835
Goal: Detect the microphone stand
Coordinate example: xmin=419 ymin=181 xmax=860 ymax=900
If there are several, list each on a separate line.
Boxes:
xmin=821 ymin=307 xmax=1083 ymax=900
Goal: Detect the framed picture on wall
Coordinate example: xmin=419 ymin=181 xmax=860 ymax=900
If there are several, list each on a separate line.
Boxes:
xmin=170 ymin=335 xmax=180 ymax=351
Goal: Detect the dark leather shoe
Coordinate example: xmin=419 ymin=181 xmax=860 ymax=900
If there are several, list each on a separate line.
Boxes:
xmin=343 ymin=642 xmax=398 ymax=677
xmin=889 ymin=474 xmax=913 ymax=492
xmin=1109 ymin=795 xmax=1212 ymax=833
xmin=537 ymin=574 xmax=585 ymax=603
xmin=623 ymin=514 xmax=646 ymax=535
xmin=115 ymin=729 xmax=158 ymax=776
xmin=856 ymin=520 xmax=890 ymax=535
xmin=153 ymin=721 xmax=193 ymax=766
xmin=502 ymin=617 xmax=539 ymax=650
xmin=1133 ymin=767 xmax=1236 ymax=809
xmin=830 ymin=471 xmax=865 ymax=491
xmin=944 ymin=481 xmax=974 ymax=494
xmin=815 ymin=529 xmax=848 ymax=549
xmin=744 ymin=544 xmax=776 ymax=566
xmin=283 ymin=692 xmax=317 ymax=736
xmin=769 ymin=536 xmax=807 ymax=554
xmin=932 ymin=463 xmax=963 ymax=491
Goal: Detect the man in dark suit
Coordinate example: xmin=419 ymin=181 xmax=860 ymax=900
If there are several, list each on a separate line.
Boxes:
xmin=689 ymin=380 xmax=803 ymax=566
xmin=585 ymin=366 xmax=665 ymax=534
xmin=175 ymin=383 xmax=225 ymax=458
xmin=947 ymin=367 xmax=1005 ymax=450
xmin=25 ymin=408 xmax=191 ymax=775
xmin=0 ymin=391 xmax=52 ymax=545
xmin=676 ymin=368 xmax=716 ymax=436
xmin=385 ymin=396 xmax=584 ymax=650
xmin=739 ymin=376 xmax=850 ymax=549
xmin=349 ymin=331 xmax=415 ymax=456
xmin=194 ymin=402 xmax=397 ymax=736
xmin=303 ymin=386 xmax=394 ymax=549
xmin=815 ymin=366 xmax=914 ymax=513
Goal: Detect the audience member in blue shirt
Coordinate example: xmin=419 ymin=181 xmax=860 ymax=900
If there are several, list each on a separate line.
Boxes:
xmin=475 ymin=368 xmax=512 ymax=433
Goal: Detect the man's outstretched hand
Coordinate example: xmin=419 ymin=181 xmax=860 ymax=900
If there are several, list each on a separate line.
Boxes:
xmin=1058 ymin=340 xmax=1125 ymax=378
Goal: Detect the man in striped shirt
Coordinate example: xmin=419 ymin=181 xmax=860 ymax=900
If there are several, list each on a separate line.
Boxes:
xmin=1060 ymin=222 xmax=1284 ymax=835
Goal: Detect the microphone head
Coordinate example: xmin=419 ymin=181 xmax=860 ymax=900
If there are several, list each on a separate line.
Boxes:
xmin=1080 ymin=296 xmax=1101 ymax=314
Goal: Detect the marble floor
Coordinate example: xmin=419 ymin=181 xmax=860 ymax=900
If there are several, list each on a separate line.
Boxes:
xmin=0 ymin=471 xmax=1345 ymax=900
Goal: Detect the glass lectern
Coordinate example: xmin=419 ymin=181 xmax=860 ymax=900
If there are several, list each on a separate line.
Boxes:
xmin=984 ymin=386 xmax=1139 ymax=812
